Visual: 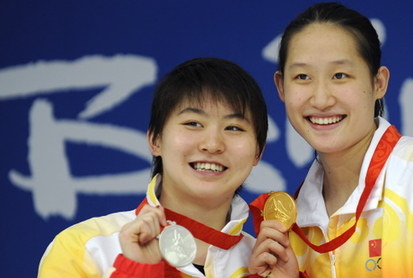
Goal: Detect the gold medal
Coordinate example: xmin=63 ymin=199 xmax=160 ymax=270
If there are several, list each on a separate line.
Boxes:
xmin=262 ymin=192 xmax=297 ymax=229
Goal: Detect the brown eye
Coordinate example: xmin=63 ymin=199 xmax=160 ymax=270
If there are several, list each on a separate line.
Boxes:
xmin=333 ymin=72 xmax=347 ymax=79
xmin=296 ymin=74 xmax=310 ymax=80
xmin=184 ymin=121 xmax=202 ymax=127
xmin=225 ymin=126 xmax=244 ymax=132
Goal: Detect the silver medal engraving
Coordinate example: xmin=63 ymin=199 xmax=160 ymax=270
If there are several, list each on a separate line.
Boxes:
xmin=158 ymin=222 xmax=197 ymax=267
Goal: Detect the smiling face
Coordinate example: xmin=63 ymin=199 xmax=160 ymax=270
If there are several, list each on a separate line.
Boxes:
xmin=148 ymin=95 xmax=260 ymax=207
xmin=275 ymin=23 xmax=389 ymax=155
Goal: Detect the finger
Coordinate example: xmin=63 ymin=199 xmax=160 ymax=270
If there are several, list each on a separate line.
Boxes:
xmin=118 ymin=220 xmax=142 ymax=245
xmin=265 ymin=238 xmax=290 ymax=263
xmin=137 ymin=214 xmax=163 ymax=243
xmin=248 ymin=265 xmax=268 ymax=276
xmin=139 ymin=205 xmax=167 ymax=227
xmin=136 ymin=205 xmax=164 ymax=238
xmin=250 ymin=242 xmax=277 ymax=268
xmin=260 ymin=220 xmax=288 ymax=234
xmin=248 ymin=254 xmax=271 ymax=276
xmin=255 ymin=251 xmax=279 ymax=272
xmin=156 ymin=206 xmax=167 ymax=226
xmin=253 ymin=236 xmax=289 ymax=263
xmin=258 ymin=220 xmax=286 ymax=239
xmin=119 ymin=212 xmax=161 ymax=245
xmin=257 ymin=221 xmax=290 ymax=248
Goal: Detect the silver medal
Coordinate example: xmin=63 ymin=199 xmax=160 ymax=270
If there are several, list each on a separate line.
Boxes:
xmin=158 ymin=221 xmax=197 ymax=267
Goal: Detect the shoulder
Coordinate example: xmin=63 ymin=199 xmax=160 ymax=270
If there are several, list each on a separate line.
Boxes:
xmin=394 ymin=135 xmax=413 ymax=159
xmin=54 ymin=209 xmax=136 ymax=246
xmin=384 ymin=135 xmax=413 ymax=198
xmin=39 ymin=210 xmax=136 ymax=276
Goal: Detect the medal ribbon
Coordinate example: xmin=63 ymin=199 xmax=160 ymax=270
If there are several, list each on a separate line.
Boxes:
xmin=136 ymin=199 xmax=244 ymax=250
xmin=250 ymin=125 xmax=401 ymax=253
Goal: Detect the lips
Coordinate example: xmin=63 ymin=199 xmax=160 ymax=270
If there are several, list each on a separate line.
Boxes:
xmin=190 ymin=162 xmax=227 ymax=172
xmin=308 ymin=115 xmax=345 ymax=125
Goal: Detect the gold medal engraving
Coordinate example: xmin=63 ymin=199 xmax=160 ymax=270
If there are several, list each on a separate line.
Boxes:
xmin=263 ymin=192 xmax=297 ymax=229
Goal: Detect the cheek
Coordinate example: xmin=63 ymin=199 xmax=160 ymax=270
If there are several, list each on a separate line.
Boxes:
xmin=229 ymin=139 xmax=259 ymax=162
xmin=344 ymin=87 xmax=376 ymax=109
xmin=161 ymin=132 xmax=194 ymax=154
xmin=284 ymin=90 xmax=305 ymax=107
xmin=285 ymin=98 xmax=303 ymax=121
xmin=172 ymin=135 xmax=194 ymax=151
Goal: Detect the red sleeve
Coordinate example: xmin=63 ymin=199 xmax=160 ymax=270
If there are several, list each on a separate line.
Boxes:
xmin=109 ymin=254 xmax=165 ymax=278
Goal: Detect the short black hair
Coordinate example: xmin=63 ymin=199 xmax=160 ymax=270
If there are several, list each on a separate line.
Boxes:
xmin=148 ymin=57 xmax=268 ymax=177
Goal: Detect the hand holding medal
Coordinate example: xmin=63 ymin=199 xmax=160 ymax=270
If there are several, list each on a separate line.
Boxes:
xmin=119 ymin=204 xmax=197 ymax=267
xmin=157 ymin=220 xmax=197 ymax=267
xmin=262 ymin=191 xmax=297 ymax=229
xmin=248 ymin=192 xmax=299 ymax=277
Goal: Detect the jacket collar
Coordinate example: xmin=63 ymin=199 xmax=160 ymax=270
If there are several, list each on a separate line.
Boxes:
xmin=296 ymin=117 xmax=392 ymax=230
xmin=143 ymin=174 xmax=250 ymax=235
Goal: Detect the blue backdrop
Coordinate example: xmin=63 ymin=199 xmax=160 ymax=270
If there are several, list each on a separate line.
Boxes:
xmin=1 ymin=1 xmax=413 ymax=277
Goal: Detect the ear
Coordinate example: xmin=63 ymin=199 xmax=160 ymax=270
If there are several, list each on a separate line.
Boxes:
xmin=274 ymin=71 xmax=286 ymax=102
xmin=147 ymin=130 xmax=161 ymax=156
xmin=374 ymin=66 xmax=390 ymax=99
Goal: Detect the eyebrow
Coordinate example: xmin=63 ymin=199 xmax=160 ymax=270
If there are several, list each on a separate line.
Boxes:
xmin=178 ymin=107 xmax=250 ymax=122
xmin=287 ymin=59 xmax=354 ymax=70
xmin=330 ymin=59 xmax=354 ymax=66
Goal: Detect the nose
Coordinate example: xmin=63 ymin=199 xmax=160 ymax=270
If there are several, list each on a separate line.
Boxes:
xmin=199 ymin=129 xmax=225 ymax=154
xmin=310 ymin=80 xmax=335 ymax=109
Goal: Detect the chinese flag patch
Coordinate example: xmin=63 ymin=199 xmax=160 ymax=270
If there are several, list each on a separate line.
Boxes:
xmin=369 ymin=239 xmax=382 ymax=257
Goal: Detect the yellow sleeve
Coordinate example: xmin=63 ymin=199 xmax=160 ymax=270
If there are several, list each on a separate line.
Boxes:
xmin=37 ymin=225 xmax=102 ymax=278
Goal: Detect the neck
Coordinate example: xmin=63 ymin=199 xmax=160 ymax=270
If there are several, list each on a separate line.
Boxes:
xmin=159 ymin=188 xmax=234 ymax=266
xmin=159 ymin=190 xmax=232 ymax=232
xmin=319 ymin=126 xmax=376 ymax=216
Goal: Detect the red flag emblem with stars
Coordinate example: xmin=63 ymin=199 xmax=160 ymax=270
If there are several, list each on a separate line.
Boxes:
xmin=369 ymin=239 xmax=382 ymax=257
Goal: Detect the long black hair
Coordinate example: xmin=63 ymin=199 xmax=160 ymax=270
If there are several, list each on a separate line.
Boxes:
xmin=278 ymin=2 xmax=384 ymax=117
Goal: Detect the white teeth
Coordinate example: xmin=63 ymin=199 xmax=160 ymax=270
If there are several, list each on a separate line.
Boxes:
xmin=309 ymin=116 xmax=342 ymax=125
xmin=193 ymin=162 xmax=224 ymax=172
